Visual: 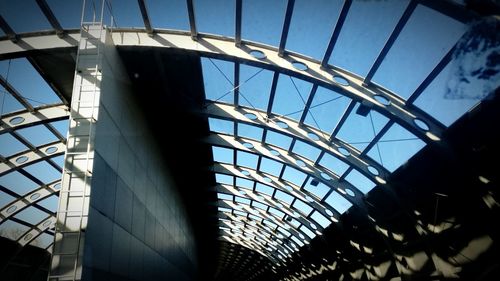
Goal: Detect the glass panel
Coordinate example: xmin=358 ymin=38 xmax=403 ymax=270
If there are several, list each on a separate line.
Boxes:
xmin=300 ymin=225 xmax=315 ymax=239
xmin=272 ymin=76 xmax=312 ymax=120
xmin=104 ymin=0 xmax=143 ymax=27
xmin=242 ymin=0 xmax=287 ymax=46
xmin=304 ymin=180 xmax=330 ymax=200
xmin=335 ymin=105 xmax=389 ymax=151
xmin=293 ymin=200 xmax=312 ymax=216
xmin=281 ymin=166 xmax=307 ymax=187
xmin=195 ymin=0 xmax=235 ymax=37
xmin=209 ymin=118 xmax=234 ymax=135
xmin=311 ymin=211 xmax=330 ymax=228
xmin=236 ymin=151 xmax=258 ymax=169
xmin=235 ymin=196 xmax=251 ymax=205
xmin=237 ymin=123 xmax=263 ymax=141
xmin=319 ymin=152 xmax=349 ymax=176
xmin=345 ymin=169 xmax=375 ymax=194
xmin=215 ymin=173 xmax=233 ymax=184
xmin=253 ymin=201 xmax=267 ymax=210
xmin=286 ymin=0 xmax=342 ymax=59
xmin=329 ymin=0 xmax=410 ymax=77
xmin=0 ymin=171 xmax=38 ymax=195
xmin=38 ymin=195 xmax=59 ymax=211
xmin=238 ymin=65 xmax=273 ymax=111
xmin=37 ymin=195 xmax=59 ymax=211
xmin=50 ymin=120 xmax=69 ymax=137
xmin=0 ymin=191 xmax=15 ymax=207
xmin=414 ymin=62 xmax=480 ymax=126
xmin=212 ymin=146 xmax=234 ymax=164
xmin=236 ymin=177 xmax=253 ymax=189
xmin=305 ymin=87 xmax=351 ymax=134
xmin=367 ymin=123 xmax=425 ymax=172
xmin=268 ymin=207 xmax=285 ymax=218
xmin=51 ymin=155 xmax=64 ymax=168
xmin=0 ymin=84 xmax=24 ymax=113
xmin=46 ymin=0 xmax=82 ymax=29
xmin=14 ymin=206 xmax=49 ymax=225
xmin=16 ymin=125 xmax=58 ymax=147
xmin=218 ymin=207 xmax=232 ymax=213
xmin=234 ymin=210 xmax=246 ymax=217
xmin=274 ymin=190 xmax=294 ymax=205
xmin=31 ymin=232 xmax=53 ymax=248
xmin=6 ymin=58 xmax=62 ymax=106
xmin=249 ymin=214 xmax=261 ymax=221
xmin=372 ymin=5 xmax=467 ymax=99
xmin=0 ymin=134 xmax=28 ymax=157
xmin=325 ymin=191 xmax=352 ymax=213
xmin=148 ymin=0 xmax=190 ymax=30
xmin=218 ymin=193 xmax=233 ymax=200
xmin=0 ymin=220 xmax=30 ymax=240
xmin=292 ymin=140 xmax=321 ymax=162
xmin=0 ymin=1 xmax=51 ymax=33
xmin=202 ymin=58 xmax=234 ymax=104
xmin=259 ymin=157 xmax=283 ymax=177
xmin=255 ymin=183 xmax=274 ymax=196
xmin=265 ymin=131 xmax=292 ymax=150
xmin=23 ymin=162 xmax=61 ymax=183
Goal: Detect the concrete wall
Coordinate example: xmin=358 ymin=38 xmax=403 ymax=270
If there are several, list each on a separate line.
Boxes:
xmin=81 ymin=30 xmax=197 ymax=281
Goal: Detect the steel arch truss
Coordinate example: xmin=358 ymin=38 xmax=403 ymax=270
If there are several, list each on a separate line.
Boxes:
xmin=0 ymin=0 xmax=479 ymax=268
xmin=0 ymin=105 xmax=68 ymax=251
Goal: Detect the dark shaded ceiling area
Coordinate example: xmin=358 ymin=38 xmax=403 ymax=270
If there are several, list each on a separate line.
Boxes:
xmin=116 ymin=47 xmax=220 ymax=279
xmin=116 ymin=47 xmax=500 ymax=280
xmin=272 ymin=92 xmax=500 ymax=281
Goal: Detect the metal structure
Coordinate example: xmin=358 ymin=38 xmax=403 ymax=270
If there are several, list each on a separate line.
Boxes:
xmin=0 ymin=0 xmax=492 ymax=279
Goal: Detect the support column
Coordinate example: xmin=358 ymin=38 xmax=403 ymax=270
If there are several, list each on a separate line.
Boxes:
xmin=48 ymin=23 xmax=104 ymax=281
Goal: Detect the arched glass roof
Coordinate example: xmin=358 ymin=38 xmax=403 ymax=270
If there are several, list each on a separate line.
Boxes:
xmin=0 ymin=56 xmax=68 ymax=250
xmin=1 ymin=0 xmax=496 ymax=269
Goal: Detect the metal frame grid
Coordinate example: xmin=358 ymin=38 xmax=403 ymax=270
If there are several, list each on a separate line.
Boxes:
xmin=0 ymin=66 xmax=69 ymax=250
xmin=0 ymin=0 xmax=481 ymax=270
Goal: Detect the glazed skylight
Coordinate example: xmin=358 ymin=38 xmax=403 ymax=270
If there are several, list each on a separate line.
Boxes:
xmin=0 ymin=0 xmax=490 ymax=264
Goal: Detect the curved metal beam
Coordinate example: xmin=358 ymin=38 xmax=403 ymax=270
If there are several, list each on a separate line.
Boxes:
xmin=217 ymin=184 xmax=325 ymax=236
xmin=111 ymin=29 xmax=445 ymax=143
xmin=213 ymin=163 xmax=347 ymax=222
xmin=35 ymin=0 xmax=65 ymax=38
xmin=219 ymin=218 xmax=296 ymax=258
xmin=0 ymin=104 xmax=69 ymax=135
xmin=218 ymin=211 xmax=300 ymax=261
xmin=207 ymin=129 xmax=385 ymax=193
xmin=0 ymin=31 xmax=79 ymax=59
xmin=17 ymin=214 xmax=56 ymax=247
xmin=0 ymin=180 xmax=60 ymax=223
xmin=205 ymin=103 xmax=389 ymax=185
xmin=220 ymin=232 xmax=275 ymax=261
xmin=217 ymin=201 xmax=308 ymax=247
xmin=0 ymin=141 xmax=65 ymax=176
xmin=219 ymin=217 xmax=300 ymax=253
xmin=0 ymin=30 xmax=446 ymax=143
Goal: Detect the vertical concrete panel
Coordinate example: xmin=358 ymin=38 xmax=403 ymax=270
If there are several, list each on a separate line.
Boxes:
xmin=79 ymin=27 xmax=198 ymax=281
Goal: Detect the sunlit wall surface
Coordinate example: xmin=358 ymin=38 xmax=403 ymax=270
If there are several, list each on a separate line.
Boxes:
xmin=80 ymin=28 xmax=196 ymax=280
